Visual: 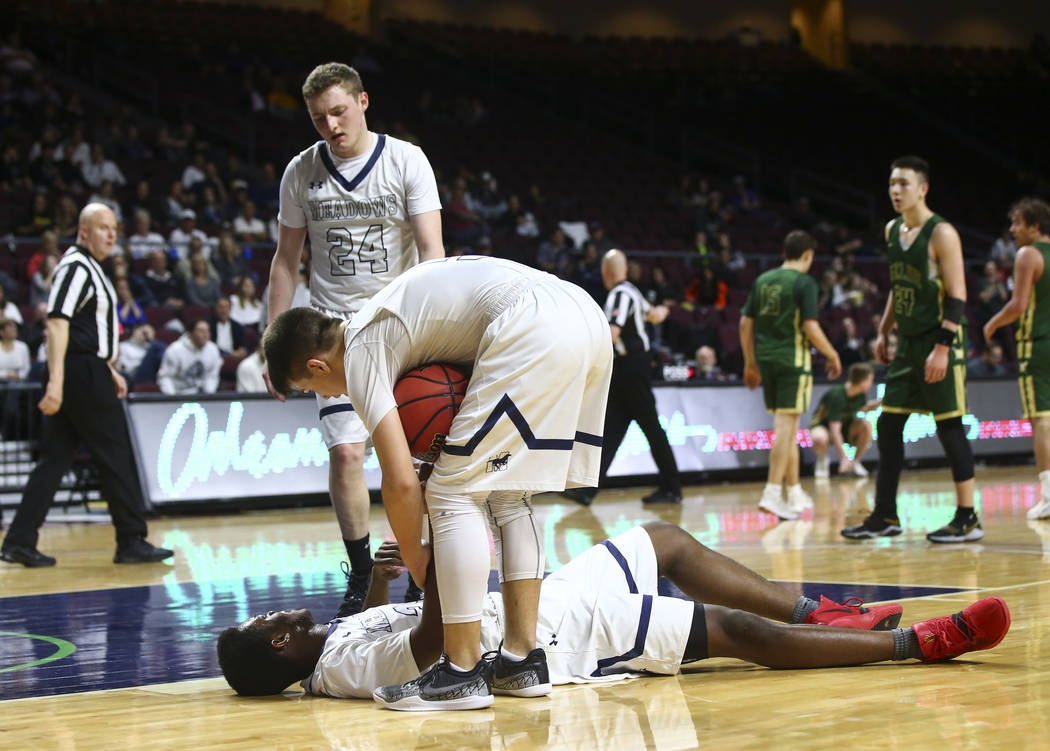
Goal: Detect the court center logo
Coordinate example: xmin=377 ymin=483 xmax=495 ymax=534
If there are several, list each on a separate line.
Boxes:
xmin=486 ymin=451 xmax=511 ymax=472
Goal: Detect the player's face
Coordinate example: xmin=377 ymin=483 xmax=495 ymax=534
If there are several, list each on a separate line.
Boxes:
xmin=1009 ymin=212 xmax=1039 ymax=246
xmin=307 ymin=85 xmax=369 ymax=159
xmin=240 ymin=609 xmax=315 ymax=634
xmin=888 ymin=168 xmax=927 ymax=214
xmin=289 ymin=365 xmax=347 ymax=400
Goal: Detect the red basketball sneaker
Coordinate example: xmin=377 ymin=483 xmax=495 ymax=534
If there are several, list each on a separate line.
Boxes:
xmin=912 ymin=596 xmax=1011 ymax=662
xmin=804 ymin=595 xmax=903 ymax=630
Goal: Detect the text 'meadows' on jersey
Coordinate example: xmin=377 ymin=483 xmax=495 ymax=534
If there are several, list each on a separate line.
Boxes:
xmin=278 ymin=132 xmax=441 ymax=315
xmin=887 ymin=215 xmax=955 ymax=336
xmin=743 ymin=267 xmax=819 ymax=367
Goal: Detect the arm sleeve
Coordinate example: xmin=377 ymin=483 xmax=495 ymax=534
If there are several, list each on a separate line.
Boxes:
xmin=276 ymin=155 xmax=307 ymax=229
xmin=402 ymin=145 xmax=442 ymax=217
xmin=797 ymin=275 xmax=819 ymax=321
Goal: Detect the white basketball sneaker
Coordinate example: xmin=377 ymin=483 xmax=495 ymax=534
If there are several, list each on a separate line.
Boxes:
xmin=814 ymin=456 xmax=830 ymax=480
xmin=1027 ymin=496 xmax=1050 ymax=521
xmin=787 ymin=484 xmax=814 ymax=513
xmin=758 ymin=486 xmax=800 ymax=520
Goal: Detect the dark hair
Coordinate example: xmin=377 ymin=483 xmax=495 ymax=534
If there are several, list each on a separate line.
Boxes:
xmin=847 ymin=361 xmax=874 ymax=385
xmin=783 ymin=230 xmax=816 ymax=260
xmin=216 ymin=626 xmax=308 ymax=696
xmin=890 ymin=155 xmax=930 ymax=183
xmin=1009 ymin=197 xmax=1050 ymax=236
xmin=263 ymin=307 xmax=342 ymax=397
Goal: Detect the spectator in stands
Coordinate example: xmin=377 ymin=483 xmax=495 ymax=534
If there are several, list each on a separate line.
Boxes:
xmin=716 ymin=234 xmax=746 ymax=285
xmin=29 ymin=142 xmax=72 ymax=194
xmin=833 ymin=224 xmax=865 ymax=257
xmin=15 ymin=191 xmax=53 ymax=236
xmin=54 ymin=124 xmax=89 ymax=172
xmin=693 ymin=345 xmax=730 ymax=381
xmin=700 ymin=191 xmax=727 ymax=236
xmin=197 ymin=185 xmax=224 ymax=228
xmin=213 ymin=231 xmax=251 ymax=289
xmin=229 ymin=276 xmax=262 ymax=330
xmin=967 ymin=344 xmax=1007 ymax=379
xmin=52 ymin=195 xmax=78 ymax=239
xmin=170 ymin=209 xmax=211 ymax=260
xmin=155 ymin=124 xmax=188 ymax=163
xmin=692 ymin=230 xmax=711 ymax=265
xmin=127 ymin=210 xmax=166 ymax=259
xmin=0 ymin=142 xmax=30 ymax=193
xmin=233 ymin=199 xmax=267 ymax=243
xmin=182 ymin=151 xmax=207 ymax=191
xmin=588 ymin=222 xmax=616 ymax=255
xmin=88 ymin=180 xmax=122 ymax=225
xmin=118 ymin=323 xmax=166 ymax=389
xmin=209 ymin=297 xmax=246 ymax=357
xmin=182 ymin=254 xmax=222 ymax=308
xmin=80 ymin=144 xmax=125 ymax=189
xmin=443 ymin=181 xmax=486 ymax=247
xmin=535 ymin=227 xmax=572 ymax=273
xmin=687 ymin=265 xmax=726 ymax=310
xmin=29 ymin=252 xmax=57 ymax=308
xmin=990 ymin=229 xmax=1018 ymax=270
xmin=236 ymin=336 xmax=267 ymax=393
xmin=645 ymin=264 xmax=682 ymax=307
xmin=835 ymin=317 xmax=867 ymax=369
xmin=730 ymin=175 xmax=760 ymax=214
xmin=163 ymin=180 xmax=188 ymax=226
xmin=0 ymin=285 xmax=22 ymax=324
xmin=790 ymin=195 xmax=822 ymax=233
xmin=572 ymin=241 xmax=604 ymax=301
xmin=123 ymin=180 xmax=156 ymax=227
xmin=114 ymin=278 xmax=147 ymax=330
xmin=110 ymin=252 xmax=153 ymax=306
xmin=475 ymin=173 xmax=507 ymax=223
xmin=200 ymin=161 xmax=230 ymax=208
xmin=975 ymin=259 xmax=1009 ymax=346
xmin=144 ymin=249 xmax=184 ymax=310
xmin=157 ymin=318 xmax=221 ymax=395
xmin=0 ymin=318 xmax=30 ymax=381
xmin=251 ymin=161 xmax=280 ymax=215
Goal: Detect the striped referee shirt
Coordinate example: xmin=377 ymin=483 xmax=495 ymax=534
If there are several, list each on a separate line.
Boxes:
xmin=48 ymin=245 xmax=120 ymax=362
xmin=603 ymin=280 xmax=651 ymax=356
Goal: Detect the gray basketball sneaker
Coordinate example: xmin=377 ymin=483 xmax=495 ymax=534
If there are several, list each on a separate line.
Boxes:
xmin=491 ymin=646 xmax=552 ymax=697
xmin=373 ymin=654 xmax=493 ymax=711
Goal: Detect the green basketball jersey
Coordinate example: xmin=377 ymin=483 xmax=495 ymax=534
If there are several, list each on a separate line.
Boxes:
xmin=743 ymin=267 xmax=819 ymax=367
xmin=809 ymin=384 xmax=866 ymax=429
xmin=1017 ymin=241 xmax=1050 ymax=346
xmin=887 ymin=215 xmax=955 ymax=335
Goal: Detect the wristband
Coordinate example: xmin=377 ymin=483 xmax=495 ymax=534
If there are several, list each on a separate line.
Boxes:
xmin=935 ymin=327 xmax=955 ymax=347
xmin=942 ymin=296 xmax=965 ymax=324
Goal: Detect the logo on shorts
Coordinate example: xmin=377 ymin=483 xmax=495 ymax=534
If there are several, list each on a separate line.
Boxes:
xmin=486 ymin=451 xmax=511 ymax=472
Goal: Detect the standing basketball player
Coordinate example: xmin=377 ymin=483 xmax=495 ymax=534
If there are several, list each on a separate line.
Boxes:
xmin=267 ymin=63 xmax=444 ymax=617
xmin=983 ymin=197 xmax=1050 ymax=521
xmin=842 ymin=156 xmax=979 ymax=543
xmin=740 ymin=230 xmax=841 ymax=520
xmin=264 ymin=255 xmax=613 ymax=710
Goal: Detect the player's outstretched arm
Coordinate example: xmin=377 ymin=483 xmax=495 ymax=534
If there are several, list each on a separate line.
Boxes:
xmin=739 ymin=315 xmax=760 ymax=389
xmin=268 ymin=223 xmax=308 ymax=324
xmin=925 ymin=222 xmax=966 ymax=383
xmin=984 ymin=245 xmax=1044 ymax=342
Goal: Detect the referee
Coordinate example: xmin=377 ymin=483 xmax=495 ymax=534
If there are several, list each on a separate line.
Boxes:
xmin=0 ymin=204 xmax=173 ymax=567
xmin=565 ymin=249 xmax=682 ymax=505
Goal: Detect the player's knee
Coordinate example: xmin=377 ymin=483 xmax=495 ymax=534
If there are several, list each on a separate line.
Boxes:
xmin=712 ymin=607 xmax=776 ymax=648
xmin=642 ymin=520 xmax=705 ymax=576
xmin=935 ymin=417 xmax=975 ymax=482
xmin=877 ymin=412 xmax=907 ymax=447
xmin=485 ymin=490 xmax=534 ymax=527
xmin=329 ymin=442 xmax=365 ymax=471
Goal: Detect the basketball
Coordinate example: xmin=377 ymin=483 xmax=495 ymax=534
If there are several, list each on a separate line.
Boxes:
xmin=394 ymin=363 xmax=470 ymax=462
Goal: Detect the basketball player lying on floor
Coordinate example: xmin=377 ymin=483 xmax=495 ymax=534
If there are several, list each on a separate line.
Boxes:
xmin=216 ymin=521 xmax=1011 ymax=705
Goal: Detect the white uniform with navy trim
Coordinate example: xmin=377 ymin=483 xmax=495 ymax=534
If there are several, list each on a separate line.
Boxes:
xmin=343 ymin=256 xmax=612 ymax=492
xmin=278 ymin=132 xmax=441 ymax=447
xmin=301 ymin=527 xmax=694 ymax=698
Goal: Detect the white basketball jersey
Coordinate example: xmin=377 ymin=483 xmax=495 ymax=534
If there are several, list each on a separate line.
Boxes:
xmin=278 ymin=132 xmax=441 ymax=315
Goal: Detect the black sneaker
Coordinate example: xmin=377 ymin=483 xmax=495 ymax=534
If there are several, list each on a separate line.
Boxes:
xmin=562 ymin=488 xmax=596 ymax=506
xmin=114 ymin=537 xmax=174 ymax=563
xmin=492 ymin=646 xmax=552 ymax=697
xmin=373 ymin=654 xmax=494 ymax=711
xmin=336 ymin=561 xmax=371 ymax=618
xmin=404 ymin=578 xmax=424 ymax=602
xmin=840 ymin=514 xmax=903 ymax=540
xmin=926 ymin=515 xmax=984 ymax=544
xmin=0 ymin=543 xmax=57 ymax=567
xmin=642 ymin=489 xmax=682 ymax=505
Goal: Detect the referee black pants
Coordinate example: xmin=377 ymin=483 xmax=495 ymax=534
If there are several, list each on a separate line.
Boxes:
xmin=4 ymin=355 xmax=149 ymax=549
xmin=598 ymin=351 xmax=680 ymax=492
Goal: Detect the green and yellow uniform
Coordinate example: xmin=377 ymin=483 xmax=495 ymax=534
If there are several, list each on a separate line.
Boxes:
xmin=883 ymin=215 xmax=968 ymax=420
xmin=743 ymin=267 xmax=818 ymax=413
xmin=810 ymin=384 xmax=867 ymax=440
xmin=1016 ymin=241 xmax=1050 ymax=418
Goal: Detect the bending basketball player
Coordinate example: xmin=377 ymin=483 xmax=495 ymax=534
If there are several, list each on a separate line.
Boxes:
xmin=264 ymin=255 xmax=613 ymax=710
xmin=216 ymin=521 xmax=1011 ymax=702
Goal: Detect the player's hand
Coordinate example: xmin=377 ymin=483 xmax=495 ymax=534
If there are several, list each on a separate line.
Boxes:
xmin=874 ymin=335 xmax=890 ymax=365
xmin=373 ymin=541 xmax=406 ymax=582
xmin=838 ymin=458 xmax=854 ymax=475
xmin=744 ymin=363 xmax=761 ymax=390
xmin=38 ymin=381 xmax=63 ymax=415
xmin=825 ymin=352 xmax=843 ymax=381
xmin=262 ymin=366 xmax=285 ymax=402
xmin=925 ymin=344 xmax=949 ymax=383
xmin=983 ymin=321 xmax=997 ymax=344
xmin=649 ymin=305 xmax=670 ymax=324
xmin=111 ymin=370 xmax=128 ymax=399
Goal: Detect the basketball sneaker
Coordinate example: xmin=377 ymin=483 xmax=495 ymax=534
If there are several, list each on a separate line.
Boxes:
xmin=758 ymin=486 xmax=800 ymax=521
xmin=491 ymin=646 xmax=552 ymax=697
xmin=814 ymin=457 xmax=830 ymax=480
xmin=1027 ymin=496 xmax=1050 ymax=520
xmin=840 ymin=513 xmax=902 ymax=539
xmin=787 ymin=485 xmax=813 ymax=514
xmin=373 ymin=654 xmax=494 ymax=711
xmin=804 ymin=595 xmax=903 ymax=631
xmin=911 ymin=596 xmax=1011 ymax=662
xmin=336 ymin=561 xmax=371 ymax=618
xmin=925 ymin=514 xmax=984 ymax=544
xmin=852 ymin=461 xmax=869 ymax=477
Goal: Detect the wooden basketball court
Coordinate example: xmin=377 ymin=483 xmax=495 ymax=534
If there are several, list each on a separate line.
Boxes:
xmin=4 ymin=465 xmax=1049 ymax=749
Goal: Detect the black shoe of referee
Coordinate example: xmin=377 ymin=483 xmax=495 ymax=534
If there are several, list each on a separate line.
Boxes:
xmin=114 ymin=537 xmax=174 ymax=564
xmin=1 ymin=543 xmax=57 ymax=567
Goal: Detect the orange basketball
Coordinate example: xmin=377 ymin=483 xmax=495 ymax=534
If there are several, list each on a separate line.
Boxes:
xmin=393 ymin=363 xmax=470 ymax=462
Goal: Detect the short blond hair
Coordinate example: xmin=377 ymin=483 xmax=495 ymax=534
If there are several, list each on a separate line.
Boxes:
xmin=302 ymin=62 xmax=363 ymax=100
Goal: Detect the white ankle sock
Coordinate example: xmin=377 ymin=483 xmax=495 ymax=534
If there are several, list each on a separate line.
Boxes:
xmin=500 ymin=645 xmax=526 ymax=662
xmin=447 ymin=659 xmax=474 ymax=673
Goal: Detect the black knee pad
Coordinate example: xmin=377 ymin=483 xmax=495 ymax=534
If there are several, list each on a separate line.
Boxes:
xmin=935 ymin=417 xmax=975 ymax=482
xmin=682 ymin=603 xmax=709 ymax=662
